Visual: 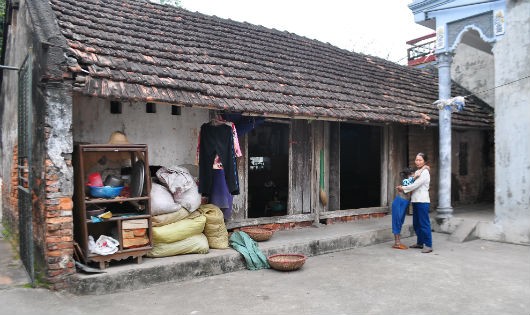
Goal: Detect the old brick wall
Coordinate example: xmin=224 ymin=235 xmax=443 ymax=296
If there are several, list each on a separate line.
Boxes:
xmin=408 ymin=126 xmax=493 ymax=209
xmin=42 ymin=156 xmax=75 ymax=290
xmin=234 ymin=212 xmax=388 ymax=230
xmin=408 ymin=126 xmax=438 ymax=209
xmin=2 ymin=146 xmax=20 ymax=232
xmin=452 ymin=129 xmax=494 ymax=204
xmin=31 ymin=0 xmax=77 ymax=289
xmin=39 ymin=85 xmax=76 ymax=290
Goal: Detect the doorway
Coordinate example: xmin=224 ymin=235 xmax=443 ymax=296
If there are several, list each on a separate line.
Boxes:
xmin=340 ymin=124 xmax=381 ymax=209
xmin=247 ymin=122 xmax=290 ymax=218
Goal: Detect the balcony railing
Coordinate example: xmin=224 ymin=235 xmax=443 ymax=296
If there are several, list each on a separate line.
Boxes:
xmin=407 ymin=33 xmax=436 ymax=67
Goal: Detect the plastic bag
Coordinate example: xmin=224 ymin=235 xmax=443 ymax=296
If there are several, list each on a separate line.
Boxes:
xmin=88 ymin=235 xmax=119 ymax=255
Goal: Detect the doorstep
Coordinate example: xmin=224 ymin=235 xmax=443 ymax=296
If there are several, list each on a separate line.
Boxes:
xmin=69 ymin=215 xmax=413 ymax=295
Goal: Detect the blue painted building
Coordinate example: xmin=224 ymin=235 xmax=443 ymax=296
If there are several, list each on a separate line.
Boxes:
xmin=409 ymin=0 xmax=530 ymax=244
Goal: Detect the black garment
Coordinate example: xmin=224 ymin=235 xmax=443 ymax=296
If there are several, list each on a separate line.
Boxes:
xmin=198 ymin=123 xmax=240 ymax=196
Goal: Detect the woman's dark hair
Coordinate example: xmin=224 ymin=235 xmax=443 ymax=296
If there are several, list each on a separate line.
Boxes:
xmin=417 ymin=152 xmax=428 ymax=162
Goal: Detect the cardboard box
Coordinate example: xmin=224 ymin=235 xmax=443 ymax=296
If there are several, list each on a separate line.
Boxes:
xmin=122 ymin=219 xmax=148 ymax=229
xmin=123 ymin=235 xmax=149 ymax=248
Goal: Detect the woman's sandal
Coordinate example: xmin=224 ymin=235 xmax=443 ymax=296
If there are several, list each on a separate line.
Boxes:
xmin=409 ymin=244 xmax=424 ymax=249
xmin=392 ymin=243 xmax=408 ymax=250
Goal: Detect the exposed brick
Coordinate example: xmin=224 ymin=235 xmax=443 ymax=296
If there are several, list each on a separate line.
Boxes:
xmin=60 ymin=210 xmax=73 ymax=216
xmin=46 ymin=228 xmax=72 ymax=236
xmin=46 ymin=199 xmax=60 ymax=205
xmin=46 ymin=210 xmax=60 ymax=218
xmin=46 ymin=186 xmax=60 ymax=193
xmin=56 ymin=243 xmax=74 ymax=250
xmin=48 ymin=260 xmax=74 ymax=270
xmin=47 ymin=257 xmax=62 ymax=264
xmin=60 ymin=222 xmax=73 ymax=230
xmin=58 ymin=198 xmax=73 ymax=210
xmin=46 ymin=173 xmax=59 ymax=181
xmin=47 ymin=244 xmax=58 ymax=251
xmin=48 ymin=216 xmax=73 ymax=224
xmin=47 ymin=236 xmax=73 ymax=243
xmin=48 ymin=269 xmax=67 ymax=277
xmin=47 ymin=228 xmax=63 ymax=236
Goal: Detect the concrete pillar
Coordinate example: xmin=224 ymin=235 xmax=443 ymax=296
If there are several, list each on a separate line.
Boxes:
xmin=436 ymin=52 xmax=454 ymax=220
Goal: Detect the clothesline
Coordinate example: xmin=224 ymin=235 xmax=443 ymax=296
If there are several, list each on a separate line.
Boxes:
xmin=460 ymin=74 xmax=530 ymax=99
xmin=435 ymin=74 xmax=530 ymax=111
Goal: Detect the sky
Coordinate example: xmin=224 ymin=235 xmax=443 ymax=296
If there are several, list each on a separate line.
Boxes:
xmin=177 ymin=0 xmax=433 ymax=65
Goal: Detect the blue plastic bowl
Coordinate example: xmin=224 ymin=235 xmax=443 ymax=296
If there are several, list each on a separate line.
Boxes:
xmin=89 ymin=186 xmax=124 ymax=198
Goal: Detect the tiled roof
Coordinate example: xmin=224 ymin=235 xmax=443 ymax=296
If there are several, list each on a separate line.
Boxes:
xmin=49 ymin=0 xmax=493 ymax=128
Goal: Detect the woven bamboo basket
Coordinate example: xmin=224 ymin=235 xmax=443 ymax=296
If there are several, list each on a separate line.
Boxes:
xmin=241 ymin=227 xmax=274 ymax=241
xmin=268 ymin=254 xmax=307 ymax=271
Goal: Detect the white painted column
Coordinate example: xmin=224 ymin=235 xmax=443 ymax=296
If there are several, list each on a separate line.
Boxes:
xmin=436 ymin=52 xmax=454 ymax=219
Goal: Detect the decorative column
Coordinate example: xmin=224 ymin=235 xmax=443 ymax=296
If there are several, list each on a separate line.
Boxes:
xmin=436 ymin=52 xmax=454 ymax=220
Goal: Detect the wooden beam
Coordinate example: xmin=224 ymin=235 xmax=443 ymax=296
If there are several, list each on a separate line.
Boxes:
xmin=319 ymin=207 xmax=389 ymax=219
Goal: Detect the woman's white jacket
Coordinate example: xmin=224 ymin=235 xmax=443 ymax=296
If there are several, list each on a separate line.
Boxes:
xmin=403 ymin=169 xmax=430 ymax=203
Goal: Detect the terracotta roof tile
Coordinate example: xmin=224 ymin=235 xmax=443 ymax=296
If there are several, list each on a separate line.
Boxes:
xmin=50 ymin=0 xmax=493 ymax=128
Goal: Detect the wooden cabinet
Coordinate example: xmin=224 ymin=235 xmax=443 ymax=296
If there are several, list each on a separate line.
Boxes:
xmin=73 ymin=144 xmax=152 ymax=269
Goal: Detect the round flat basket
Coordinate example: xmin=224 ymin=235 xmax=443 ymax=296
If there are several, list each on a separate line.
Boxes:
xmin=268 ymin=254 xmax=307 ymax=271
xmin=241 ymin=227 xmax=274 ymax=242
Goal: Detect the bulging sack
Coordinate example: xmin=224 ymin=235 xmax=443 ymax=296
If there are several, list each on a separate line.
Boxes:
xmin=199 ymin=204 xmax=229 ymax=249
xmin=151 ymin=208 xmax=190 ymax=227
xmin=156 ymin=166 xmax=195 ymax=198
xmin=156 ymin=166 xmax=201 ymax=212
xmin=152 ymin=214 xmax=206 ymax=244
xmin=151 ymin=182 xmax=182 ymax=216
xmin=147 ymin=233 xmax=209 ymax=257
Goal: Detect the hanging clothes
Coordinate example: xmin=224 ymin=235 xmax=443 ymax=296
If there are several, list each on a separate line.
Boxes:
xmin=197 ymin=120 xmax=242 ymax=169
xmin=222 ymin=113 xmax=265 ymax=136
xmin=198 ymin=122 xmax=240 ymax=196
xmin=209 ymin=168 xmax=234 ymax=219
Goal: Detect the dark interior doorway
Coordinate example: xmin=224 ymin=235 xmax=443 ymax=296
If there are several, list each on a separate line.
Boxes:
xmin=340 ymin=124 xmax=381 ymax=209
xmin=247 ymin=122 xmax=289 ymax=218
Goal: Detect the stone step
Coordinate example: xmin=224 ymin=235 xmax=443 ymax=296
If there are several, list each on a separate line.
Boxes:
xmin=69 ymin=216 xmax=411 ymax=295
xmin=448 ymin=219 xmax=478 ymax=243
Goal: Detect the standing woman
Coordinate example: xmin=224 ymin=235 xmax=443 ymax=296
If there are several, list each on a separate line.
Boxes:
xmin=397 ymin=153 xmax=433 ymax=253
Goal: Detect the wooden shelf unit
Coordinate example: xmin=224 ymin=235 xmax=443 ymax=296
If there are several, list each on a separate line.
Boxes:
xmin=73 ymin=144 xmax=152 ymax=269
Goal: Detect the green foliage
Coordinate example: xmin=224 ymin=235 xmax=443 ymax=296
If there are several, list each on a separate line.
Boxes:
xmin=1 ymin=0 xmax=5 ymax=57
xmin=1 ymin=221 xmax=20 ymax=259
xmin=0 ymin=0 xmax=4 ymax=21
xmin=1 ymin=224 xmax=10 ymax=239
xmin=0 ymin=0 xmax=6 ymax=56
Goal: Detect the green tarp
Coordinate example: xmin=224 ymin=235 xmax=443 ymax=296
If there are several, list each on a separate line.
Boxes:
xmin=229 ymin=231 xmax=270 ymax=270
